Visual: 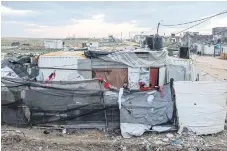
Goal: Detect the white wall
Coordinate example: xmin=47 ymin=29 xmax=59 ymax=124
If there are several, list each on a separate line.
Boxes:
xmin=203 ymin=45 xmax=214 ymax=55
xmin=175 ymin=81 xmax=227 ymax=135
xmin=44 ymin=40 xmax=63 ymax=49
xmin=38 ymin=55 xmax=85 ymax=81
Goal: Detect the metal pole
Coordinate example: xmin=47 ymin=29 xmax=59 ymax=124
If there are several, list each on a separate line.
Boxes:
xmin=157 ymin=20 xmax=163 ymax=35
xmin=121 ymin=32 xmax=122 ymax=43
xmin=157 ymin=22 xmax=160 ymax=35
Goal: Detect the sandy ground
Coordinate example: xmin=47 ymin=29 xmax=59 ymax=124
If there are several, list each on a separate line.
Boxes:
xmin=194 ymin=56 xmax=227 ymax=81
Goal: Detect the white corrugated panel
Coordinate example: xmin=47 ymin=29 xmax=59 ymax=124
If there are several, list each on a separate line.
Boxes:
xmin=44 ymin=40 xmax=63 ymax=49
xmin=222 ymin=46 xmax=227 ymax=53
xmin=166 ymin=65 xmax=185 ymax=82
xmin=167 ymin=57 xmax=192 ymax=81
xmin=159 ymin=66 xmax=166 ymax=85
xmin=204 ymin=45 xmax=214 ymax=55
xmin=38 ymin=55 xmax=85 ymax=81
xmin=175 ymin=81 xmax=227 ymax=135
xmin=44 ymin=41 xmax=56 ymax=49
xmin=56 ymin=40 xmax=63 ymax=49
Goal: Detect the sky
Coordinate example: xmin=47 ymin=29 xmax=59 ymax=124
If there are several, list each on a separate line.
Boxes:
xmin=1 ymin=1 xmax=227 ymax=38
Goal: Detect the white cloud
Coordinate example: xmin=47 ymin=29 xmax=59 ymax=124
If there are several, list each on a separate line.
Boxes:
xmin=1 ymin=5 xmax=36 ymax=15
xmin=92 ymin=14 xmax=105 ymax=20
xmin=2 ymin=20 xmax=51 ymax=28
xmin=131 ymin=20 xmax=137 ymax=24
xmin=23 ymin=14 xmax=149 ymax=38
xmin=3 ymin=11 xmax=226 ymax=38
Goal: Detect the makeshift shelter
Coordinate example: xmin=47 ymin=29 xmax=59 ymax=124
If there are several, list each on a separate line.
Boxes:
xmin=1 ymin=49 xmax=226 ymax=138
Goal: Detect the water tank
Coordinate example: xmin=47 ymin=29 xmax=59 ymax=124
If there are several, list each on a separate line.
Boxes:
xmin=179 ymin=46 xmax=189 ymax=59
xmin=145 ymin=36 xmax=163 ymax=50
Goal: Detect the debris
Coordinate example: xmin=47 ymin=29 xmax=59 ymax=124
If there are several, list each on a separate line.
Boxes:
xmin=43 ymin=130 xmax=50 ymax=135
xmin=166 ymin=133 xmax=174 ymax=139
xmin=162 ymin=138 xmax=169 ymax=142
xmin=38 ymin=146 xmax=42 ymax=151
xmin=62 ymin=128 xmax=67 ymax=134
xmin=171 ymin=139 xmax=178 ymax=145
xmin=151 ymin=126 xmax=172 ymax=132
xmin=155 ymin=140 xmax=165 ymax=145
xmin=147 ymin=95 xmax=154 ymax=103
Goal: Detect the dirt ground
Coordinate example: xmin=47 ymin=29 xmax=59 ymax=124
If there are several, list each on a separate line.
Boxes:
xmin=1 ymin=125 xmax=227 ymax=151
xmin=194 ymin=56 xmax=227 ymax=81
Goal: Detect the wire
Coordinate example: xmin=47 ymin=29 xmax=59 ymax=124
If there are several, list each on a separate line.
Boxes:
xmin=1 ymin=84 xmax=28 ymax=88
xmin=161 ymin=10 xmax=227 ymax=27
xmin=173 ymin=17 xmax=212 ymax=35
xmin=1 ymin=77 xmax=103 ymax=94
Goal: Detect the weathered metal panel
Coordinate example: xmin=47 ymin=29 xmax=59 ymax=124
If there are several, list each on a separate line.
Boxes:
xmin=91 ymin=58 xmax=127 ymax=68
xmin=38 ymin=56 xmax=91 ymax=81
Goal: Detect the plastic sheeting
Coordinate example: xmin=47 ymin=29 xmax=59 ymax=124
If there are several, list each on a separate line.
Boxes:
xmin=1 ymin=78 xmax=120 ymax=129
xmin=1 ymin=66 xmax=19 ymax=78
xmin=174 ymin=81 xmax=227 ymax=135
xmin=128 ymin=67 xmax=150 ymax=90
xmin=84 ymin=50 xmax=112 ymax=58
xmin=120 ymin=123 xmax=151 ymax=138
xmin=1 ymin=60 xmax=30 ymax=78
xmin=98 ymin=50 xmax=168 ymax=68
xmin=120 ymin=84 xmax=173 ymax=138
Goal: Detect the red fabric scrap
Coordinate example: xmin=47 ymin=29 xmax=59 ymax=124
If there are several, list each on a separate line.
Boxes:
xmin=45 ymin=71 xmax=56 ymax=82
xmin=104 ymin=82 xmax=110 ymax=88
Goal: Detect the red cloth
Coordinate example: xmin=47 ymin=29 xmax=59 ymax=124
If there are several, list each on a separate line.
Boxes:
xmin=97 ymin=77 xmax=110 ymax=89
xmin=97 ymin=77 xmax=103 ymax=81
xmin=45 ymin=71 xmax=56 ymax=82
xmin=104 ymin=82 xmax=110 ymax=88
xmin=140 ymin=86 xmax=151 ymax=91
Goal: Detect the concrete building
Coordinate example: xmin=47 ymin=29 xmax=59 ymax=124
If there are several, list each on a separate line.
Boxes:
xmin=182 ymin=32 xmax=213 ymax=44
xmin=212 ymin=27 xmax=227 ymax=36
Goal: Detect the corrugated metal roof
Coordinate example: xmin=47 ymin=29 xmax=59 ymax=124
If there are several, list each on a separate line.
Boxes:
xmin=41 ymin=51 xmax=85 ymax=58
